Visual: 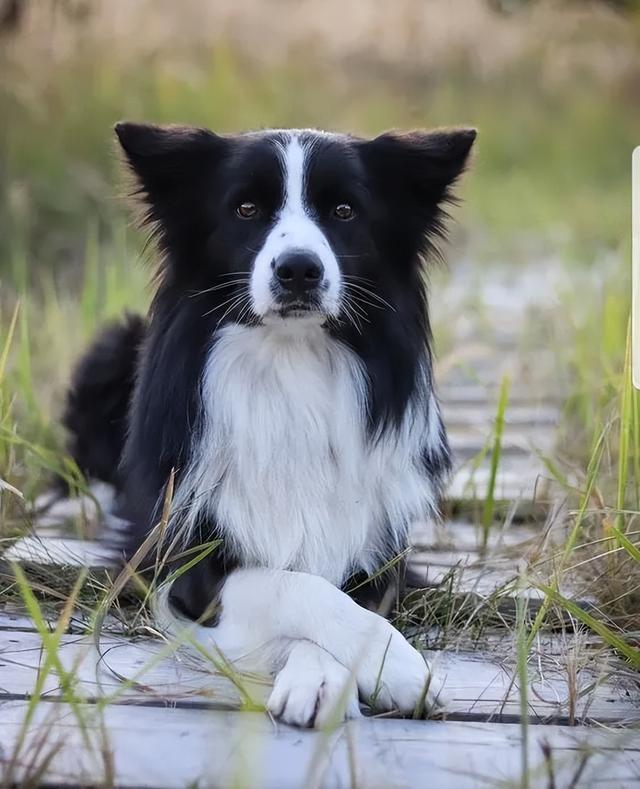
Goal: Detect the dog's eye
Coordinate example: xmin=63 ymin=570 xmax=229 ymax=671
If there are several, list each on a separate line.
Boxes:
xmin=236 ymin=201 xmax=258 ymax=219
xmin=333 ymin=203 xmax=355 ymax=221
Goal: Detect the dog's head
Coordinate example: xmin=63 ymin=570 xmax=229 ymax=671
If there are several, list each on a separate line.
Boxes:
xmin=116 ymin=123 xmax=475 ymax=327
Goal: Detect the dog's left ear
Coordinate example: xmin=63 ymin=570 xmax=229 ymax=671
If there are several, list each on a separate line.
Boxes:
xmin=359 ymin=127 xmax=476 ymax=208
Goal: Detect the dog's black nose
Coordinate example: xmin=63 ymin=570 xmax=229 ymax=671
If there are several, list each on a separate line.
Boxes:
xmin=274 ymin=252 xmax=324 ymax=294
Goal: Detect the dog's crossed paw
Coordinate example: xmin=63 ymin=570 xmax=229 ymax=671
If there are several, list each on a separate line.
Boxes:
xmin=355 ymin=620 xmax=448 ymax=716
xmin=267 ymin=642 xmax=361 ymax=728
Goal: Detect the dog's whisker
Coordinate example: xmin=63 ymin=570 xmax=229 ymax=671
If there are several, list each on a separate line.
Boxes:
xmin=340 ymin=299 xmax=364 ymax=335
xmin=342 ymin=292 xmax=371 ymax=324
xmin=342 ymin=273 xmax=376 ymax=285
xmin=344 ymin=296 xmax=368 ymax=321
xmin=202 ymin=291 xmax=248 ymax=316
xmin=203 ymin=290 xmax=250 ymax=319
xmin=342 ymin=282 xmax=396 ymax=312
xmin=236 ymin=298 xmax=257 ymax=325
xmin=190 ymin=279 xmax=251 ymax=297
xmin=213 ymin=296 xmax=250 ymax=332
xmin=219 ymin=270 xmax=253 ymax=277
xmin=343 ymin=291 xmax=386 ymax=313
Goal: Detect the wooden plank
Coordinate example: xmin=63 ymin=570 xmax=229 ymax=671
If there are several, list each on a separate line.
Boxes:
xmin=407 ymin=548 xmax=533 ymax=597
xmin=2 ymin=631 xmax=636 ymax=725
xmin=443 ymin=403 xmax=560 ymax=427
xmin=446 ymin=459 xmax=551 ymax=505
xmin=425 ymin=649 xmax=640 ymax=725
xmin=0 ymin=608 xmax=39 ymax=632
xmin=447 ymin=426 xmax=555 ymax=457
xmin=3 ymin=535 xmax=117 ymax=568
xmin=439 ymin=384 xmax=562 ymax=406
xmin=0 ymin=631 xmax=43 ymax=698
xmin=0 ymin=631 xmax=257 ymax=709
xmin=410 ymin=519 xmax=547 ymax=551
xmin=405 ymin=550 xmax=587 ymax=611
xmin=0 ymin=701 xmax=638 ymax=788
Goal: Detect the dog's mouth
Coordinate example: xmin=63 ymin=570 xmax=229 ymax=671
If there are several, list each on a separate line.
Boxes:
xmin=278 ymin=303 xmax=315 ymax=317
xmin=272 ymin=297 xmax=324 ymax=319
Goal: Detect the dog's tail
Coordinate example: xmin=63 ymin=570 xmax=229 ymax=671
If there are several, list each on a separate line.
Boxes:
xmin=63 ymin=312 xmax=146 ymax=487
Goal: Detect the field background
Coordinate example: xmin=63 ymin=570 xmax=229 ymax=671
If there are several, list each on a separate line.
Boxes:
xmin=1 ymin=0 xmax=639 ymax=675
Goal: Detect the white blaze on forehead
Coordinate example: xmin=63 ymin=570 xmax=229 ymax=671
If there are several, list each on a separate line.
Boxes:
xmin=249 ymin=133 xmax=342 ymax=318
xmin=281 ymin=134 xmax=306 ymax=215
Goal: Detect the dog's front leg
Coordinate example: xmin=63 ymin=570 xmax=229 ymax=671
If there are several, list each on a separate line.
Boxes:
xmin=156 ymin=567 xmax=443 ymax=723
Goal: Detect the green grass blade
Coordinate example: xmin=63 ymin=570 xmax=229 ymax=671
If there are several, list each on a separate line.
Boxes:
xmin=482 ymin=374 xmax=509 ymax=548
xmin=615 ymin=321 xmax=632 ymax=533
xmin=0 ymin=300 xmax=20 ymax=382
xmin=611 ymin=524 xmax=640 ymax=562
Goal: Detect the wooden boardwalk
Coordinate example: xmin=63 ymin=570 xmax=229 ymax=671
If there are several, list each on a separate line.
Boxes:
xmin=1 ymin=267 xmax=639 ymax=787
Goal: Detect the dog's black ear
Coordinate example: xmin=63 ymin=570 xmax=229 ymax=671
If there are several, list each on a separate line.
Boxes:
xmin=114 ymin=122 xmax=227 ymax=235
xmin=114 ymin=122 xmax=224 ymax=181
xmin=360 ymin=127 xmax=476 ymax=206
xmin=358 ymin=127 xmax=476 ymax=260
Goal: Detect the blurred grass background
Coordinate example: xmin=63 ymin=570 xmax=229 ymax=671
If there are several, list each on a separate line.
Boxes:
xmin=2 ymin=0 xmax=640 ymax=273
xmin=0 ymin=0 xmax=638 ymax=496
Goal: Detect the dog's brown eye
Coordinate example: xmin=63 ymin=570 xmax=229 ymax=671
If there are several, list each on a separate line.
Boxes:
xmin=334 ymin=203 xmax=355 ymax=220
xmin=237 ymin=201 xmax=258 ymax=219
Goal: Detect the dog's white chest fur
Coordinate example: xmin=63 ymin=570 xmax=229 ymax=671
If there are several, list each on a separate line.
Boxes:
xmin=174 ymin=321 xmax=437 ymax=586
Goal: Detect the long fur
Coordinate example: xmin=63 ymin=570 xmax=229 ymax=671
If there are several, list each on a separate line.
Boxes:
xmin=63 ymin=123 xmax=475 ymax=727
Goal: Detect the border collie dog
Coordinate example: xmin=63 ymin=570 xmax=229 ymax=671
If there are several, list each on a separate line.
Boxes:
xmin=64 ymin=123 xmax=475 ymax=728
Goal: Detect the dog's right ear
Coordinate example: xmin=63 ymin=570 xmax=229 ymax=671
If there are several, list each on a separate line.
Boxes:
xmin=114 ymin=122 xmax=227 ymax=231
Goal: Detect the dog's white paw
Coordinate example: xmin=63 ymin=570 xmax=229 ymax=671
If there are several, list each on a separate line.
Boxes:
xmin=355 ymin=620 xmax=446 ymax=715
xmin=267 ymin=641 xmax=361 ymax=728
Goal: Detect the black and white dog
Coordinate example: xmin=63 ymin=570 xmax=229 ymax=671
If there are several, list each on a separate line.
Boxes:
xmin=64 ymin=123 xmax=475 ymax=727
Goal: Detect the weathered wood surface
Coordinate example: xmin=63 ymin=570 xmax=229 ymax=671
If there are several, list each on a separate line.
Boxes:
xmin=2 ymin=629 xmax=637 ymax=725
xmin=1 ymin=701 xmax=639 ymax=789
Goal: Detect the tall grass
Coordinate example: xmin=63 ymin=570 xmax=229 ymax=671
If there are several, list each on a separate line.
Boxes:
xmin=481 ymin=374 xmax=509 ymax=549
xmin=531 ymin=271 xmax=640 ymax=653
xmin=0 ymin=12 xmax=639 ymax=785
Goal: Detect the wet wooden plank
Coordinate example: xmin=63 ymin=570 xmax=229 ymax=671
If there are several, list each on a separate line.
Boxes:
xmin=0 ymin=701 xmax=638 ymax=788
